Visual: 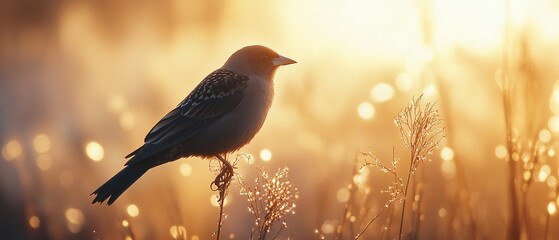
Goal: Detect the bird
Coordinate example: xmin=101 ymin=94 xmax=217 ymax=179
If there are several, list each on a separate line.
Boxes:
xmin=91 ymin=45 xmax=296 ymax=205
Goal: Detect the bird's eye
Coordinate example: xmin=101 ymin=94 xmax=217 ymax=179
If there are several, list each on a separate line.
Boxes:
xmin=260 ymin=55 xmax=269 ymax=61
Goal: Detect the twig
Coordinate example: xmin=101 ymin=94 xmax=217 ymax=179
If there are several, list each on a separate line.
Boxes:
xmin=211 ymin=154 xmax=235 ymax=240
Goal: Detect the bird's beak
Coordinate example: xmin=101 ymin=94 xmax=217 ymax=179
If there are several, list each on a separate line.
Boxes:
xmin=272 ymin=55 xmax=297 ymax=66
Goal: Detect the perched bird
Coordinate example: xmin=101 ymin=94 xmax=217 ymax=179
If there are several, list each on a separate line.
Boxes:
xmin=91 ymin=45 xmax=296 ymax=205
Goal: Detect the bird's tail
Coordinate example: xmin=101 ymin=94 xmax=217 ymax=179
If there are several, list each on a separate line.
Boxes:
xmin=91 ymin=164 xmax=151 ymax=205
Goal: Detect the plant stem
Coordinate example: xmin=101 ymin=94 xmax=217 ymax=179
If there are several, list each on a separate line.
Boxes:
xmin=398 ymin=155 xmax=415 ymax=240
xmin=216 ymin=197 xmax=224 ymax=240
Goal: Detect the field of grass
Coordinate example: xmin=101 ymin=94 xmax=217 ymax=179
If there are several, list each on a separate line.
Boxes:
xmin=1 ymin=1 xmax=559 ymax=239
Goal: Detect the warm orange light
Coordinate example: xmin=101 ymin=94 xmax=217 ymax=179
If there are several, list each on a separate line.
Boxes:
xmin=29 ymin=216 xmax=40 ymax=228
xmin=336 ymin=188 xmax=350 ymax=203
xmin=548 ymin=202 xmax=557 ymax=215
xmin=357 ymin=102 xmax=375 ymax=120
xmin=440 ymin=147 xmax=454 ymax=161
xmin=259 ymin=149 xmax=272 ymax=162
xmin=179 ymin=163 xmax=192 ymax=177
xmin=65 ymin=208 xmax=85 ymax=233
xmin=85 ymin=141 xmax=104 ymax=161
xmin=210 ymin=194 xmax=229 ymax=207
xmin=127 ymin=204 xmax=139 ymax=217
xmin=2 ymin=140 xmax=22 ymax=161
xmin=33 ymin=134 xmax=51 ymax=153
xmin=170 ymin=225 xmax=187 ymax=239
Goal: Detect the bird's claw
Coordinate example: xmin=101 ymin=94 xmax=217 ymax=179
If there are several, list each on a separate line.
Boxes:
xmin=210 ymin=156 xmax=235 ymax=203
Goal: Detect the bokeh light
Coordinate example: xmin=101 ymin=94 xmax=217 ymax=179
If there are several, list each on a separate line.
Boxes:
xmin=357 ymin=102 xmax=375 ymax=120
xmin=36 ymin=154 xmax=52 ymax=171
xmin=320 ymin=221 xmax=336 ymax=235
xmin=169 ymin=225 xmax=187 ymax=239
xmin=2 ymin=140 xmax=22 ymax=161
xmin=422 ymin=84 xmax=437 ymax=97
xmin=548 ymin=116 xmax=559 ymax=132
xmin=440 ymin=147 xmax=455 ymax=161
xmin=547 ymin=176 xmax=557 ymax=188
xmin=127 ymin=204 xmax=139 ymax=218
xmin=336 ymin=188 xmax=350 ymax=203
xmin=33 ymin=134 xmax=51 ymax=153
xmin=438 ymin=208 xmax=447 ymax=218
xmin=259 ymin=149 xmax=272 ymax=162
xmin=370 ymin=83 xmax=395 ymax=102
xmin=65 ymin=208 xmax=85 ymax=233
xmin=538 ymin=165 xmax=551 ymax=182
xmin=210 ymin=194 xmax=229 ymax=207
xmin=495 ymin=145 xmax=508 ymax=159
xmin=548 ymin=202 xmax=557 ymax=215
xmin=85 ymin=141 xmax=104 ymax=161
xmin=395 ymin=73 xmax=414 ymax=92
xmin=28 ymin=216 xmax=40 ymax=229
xmin=179 ymin=163 xmax=192 ymax=176
xmin=539 ymin=129 xmax=552 ymax=143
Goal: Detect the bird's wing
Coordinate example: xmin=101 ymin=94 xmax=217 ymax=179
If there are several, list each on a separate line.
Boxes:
xmin=125 ymin=69 xmax=249 ymax=165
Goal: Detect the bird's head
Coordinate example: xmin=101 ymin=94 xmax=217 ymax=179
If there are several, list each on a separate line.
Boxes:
xmin=222 ymin=45 xmax=296 ymax=80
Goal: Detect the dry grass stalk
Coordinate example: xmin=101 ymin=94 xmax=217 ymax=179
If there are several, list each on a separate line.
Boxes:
xmin=238 ymin=167 xmax=298 ymax=240
xmin=394 ymin=95 xmax=444 ymax=239
xmin=354 ymin=148 xmax=405 ymax=240
xmin=352 ymin=95 xmax=443 ymax=240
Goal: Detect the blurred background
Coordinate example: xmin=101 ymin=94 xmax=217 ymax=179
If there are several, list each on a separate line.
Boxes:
xmin=1 ymin=0 xmax=559 ymax=239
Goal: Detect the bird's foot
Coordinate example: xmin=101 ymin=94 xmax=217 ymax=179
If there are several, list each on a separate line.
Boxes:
xmin=210 ymin=155 xmax=235 ymax=203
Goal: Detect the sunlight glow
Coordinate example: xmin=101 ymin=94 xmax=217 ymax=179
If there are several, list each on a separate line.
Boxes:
xmin=547 ymin=176 xmax=557 ymax=188
xmin=260 ymin=149 xmax=272 ymax=162
xmin=548 ymin=148 xmax=556 ymax=157
xmin=29 ymin=216 xmax=40 ymax=228
xmin=357 ymin=102 xmax=375 ymax=120
xmin=539 ymin=129 xmax=552 ymax=143
xmin=179 ymin=163 xmax=192 ymax=176
xmin=395 ymin=73 xmax=414 ymax=92
xmin=550 ymin=81 xmax=559 ymax=114
xmin=210 ymin=194 xmax=229 ymax=207
xmin=548 ymin=116 xmax=559 ymax=132
xmin=538 ymin=165 xmax=551 ymax=182
xmin=523 ymin=171 xmax=531 ymax=181
xmin=353 ymin=167 xmax=369 ymax=186
xmin=440 ymin=147 xmax=454 ymax=161
xmin=370 ymin=83 xmax=395 ymax=102
xmin=122 ymin=220 xmax=129 ymax=227
xmin=423 ymin=84 xmax=437 ymax=97
xmin=127 ymin=204 xmax=139 ymax=217
xmin=85 ymin=141 xmax=104 ymax=161
xmin=65 ymin=208 xmax=85 ymax=233
xmin=548 ymin=202 xmax=557 ymax=216
xmin=495 ymin=145 xmax=507 ymax=159
xmin=336 ymin=188 xmax=350 ymax=203
xmin=170 ymin=225 xmax=187 ymax=239
xmin=2 ymin=140 xmax=22 ymax=161
xmin=33 ymin=134 xmax=51 ymax=153
xmin=320 ymin=221 xmax=335 ymax=234
xmin=438 ymin=208 xmax=447 ymax=218
xmin=36 ymin=154 xmax=52 ymax=171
